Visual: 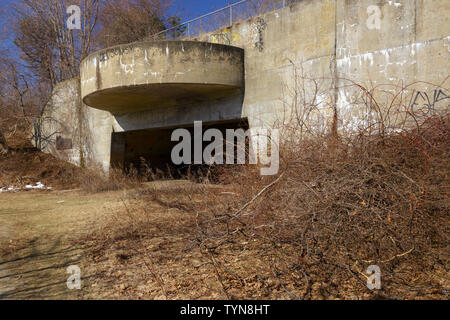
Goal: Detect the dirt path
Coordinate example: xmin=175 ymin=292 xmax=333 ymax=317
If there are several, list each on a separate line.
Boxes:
xmin=0 ymin=190 xmax=123 ymax=299
xmin=1 ymin=182 xmax=446 ymax=300
xmin=0 ymin=182 xmax=229 ymax=300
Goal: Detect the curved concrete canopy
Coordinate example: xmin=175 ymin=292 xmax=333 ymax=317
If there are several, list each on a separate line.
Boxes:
xmin=80 ymin=41 xmax=245 ymax=115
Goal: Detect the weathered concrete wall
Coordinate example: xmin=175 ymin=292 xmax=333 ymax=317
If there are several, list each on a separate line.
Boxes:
xmin=81 ymin=41 xmax=245 ymax=115
xmin=335 ymin=0 xmax=450 ymax=130
xmin=83 ymin=103 xmax=114 ymax=172
xmin=40 ymin=78 xmax=83 ymax=166
xmin=41 ymin=78 xmax=113 ymax=171
xmin=195 ymin=0 xmax=449 ymax=130
xmin=44 ymin=0 xmax=449 ymax=171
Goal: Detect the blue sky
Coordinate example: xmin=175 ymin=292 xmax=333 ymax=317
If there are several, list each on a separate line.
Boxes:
xmin=173 ymin=0 xmax=234 ymax=20
xmin=0 ymin=0 xmax=233 ymax=55
xmin=0 ymin=0 xmax=233 ymax=24
xmin=0 ymin=0 xmax=233 ymax=26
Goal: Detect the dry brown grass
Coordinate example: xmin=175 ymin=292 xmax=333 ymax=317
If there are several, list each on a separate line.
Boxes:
xmin=188 ymin=116 xmax=449 ymax=299
xmin=172 ymin=78 xmax=450 ymax=299
xmin=79 ymin=79 xmax=449 ymax=299
xmin=0 ymin=148 xmax=83 ymax=190
xmin=77 ymin=165 xmax=142 ymax=193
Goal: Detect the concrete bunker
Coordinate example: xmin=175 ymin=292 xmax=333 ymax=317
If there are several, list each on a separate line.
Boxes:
xmin=79 ymin=40 xmax=247 ymax=173
xmin=40 ymin=1 xmax=450 ymax=174
xmin=81 ymin=40 xmax=245 ymax=115
xmin=110 ymin=118 xmax=250 ymax=176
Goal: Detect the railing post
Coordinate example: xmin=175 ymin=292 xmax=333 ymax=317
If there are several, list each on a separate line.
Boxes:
xmin=152 ymin=0 xmax=263 ymax=39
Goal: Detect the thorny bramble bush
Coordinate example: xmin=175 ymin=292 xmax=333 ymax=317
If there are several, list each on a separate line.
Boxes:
xmin=172 ymin=78 xmax=449 ymax=299
xmin=87 ymin=77 xmax=449 ymax=299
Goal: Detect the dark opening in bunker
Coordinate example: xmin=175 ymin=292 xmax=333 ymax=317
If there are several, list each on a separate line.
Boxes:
xmin=110 ymin=118 xmax=250 ymax=178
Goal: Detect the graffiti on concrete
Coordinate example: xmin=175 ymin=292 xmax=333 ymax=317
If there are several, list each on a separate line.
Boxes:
xmin=252 ymin=17 xmax=267 ymax=52
xmin=409 ymin=89 xmax=449 ymax=114
xmin=210 ymin=32 xmax=232 ymax=45
xmin=99 ymin=44 xmax=135 ymax=62
xmin=209 ymin=31 xmax=241 ymax=45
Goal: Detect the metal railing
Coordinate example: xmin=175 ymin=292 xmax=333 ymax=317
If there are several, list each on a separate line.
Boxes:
xmin=153 ymin=0 xmax=295 ymax=40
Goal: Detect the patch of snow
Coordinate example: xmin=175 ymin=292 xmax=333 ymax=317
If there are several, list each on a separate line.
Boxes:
xmin=0 ymin=182 xmax=52 ymax=193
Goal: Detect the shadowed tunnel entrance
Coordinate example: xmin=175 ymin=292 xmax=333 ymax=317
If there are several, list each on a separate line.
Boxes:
xmin=110 ymin=119 xmax=249 ymax=177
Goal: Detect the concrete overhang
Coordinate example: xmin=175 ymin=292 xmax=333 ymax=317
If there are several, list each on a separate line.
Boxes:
xmin=80 ymin=41 xmax=245 ymax=115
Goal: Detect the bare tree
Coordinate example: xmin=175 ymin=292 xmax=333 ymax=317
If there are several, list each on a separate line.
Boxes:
xmin=1 ymin=0 xmax=100 ymax=151
xmin=97 ymin=0 xmax=175 ymax=47
xmin=0 ymin=57 xmax=55 ymax=150
xmin=12 ymin=0 xmax=100 ymax=89
xmin=1 ymin=0 xmax=178 ymax=153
